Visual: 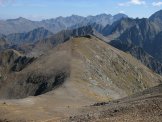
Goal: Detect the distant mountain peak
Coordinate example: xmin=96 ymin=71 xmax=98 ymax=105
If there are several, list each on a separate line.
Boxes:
xmin=0 ymin=13 xmax=128 ymax=35
xmin=98 ymin=13 xmax=112 ymax=16
xmin=71 ymin=14 xmax=83 ymax=17
xmin=114 ymin=13 xmax=128 ymax=18
xmin=6 ymin=27 xmax=53 ymax=44
xmin=149 ymin=9 xmax=162 ymax=22
xmin=113 ymin=13 xmax=128 ymax=21
xmin=6 ymin=17 xmax=30 ymax=22
xmin=18 ymin=17 xmax=26 ymax=20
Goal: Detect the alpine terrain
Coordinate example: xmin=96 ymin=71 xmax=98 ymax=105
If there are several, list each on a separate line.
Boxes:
xmin=0 ymin=7 xmax=162 ymax=122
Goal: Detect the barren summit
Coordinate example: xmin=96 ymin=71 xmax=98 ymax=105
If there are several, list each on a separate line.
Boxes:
xmin=0 ymin=36 xmax=161 ymax=121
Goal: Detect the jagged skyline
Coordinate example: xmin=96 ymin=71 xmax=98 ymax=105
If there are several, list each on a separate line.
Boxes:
xmin=0 ymin=0 xmax=162 ymax=20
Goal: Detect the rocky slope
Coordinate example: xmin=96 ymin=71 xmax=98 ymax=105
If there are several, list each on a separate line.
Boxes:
xmin=0 ymin=17 xmax=40 ymax=35
xmin=151 ymin=31 xmax=162 ymax=62
xmin=149 ymin=9 xmax=162 ymax=28
xmin=63 ymin=84 xmax=162 ymax=122
xmin=0 ymin=49 xmax=35 ymax=72
xmin=0 ymin=38 xmax=9 ymax=51
xmin=102 ymin=18 xmax=137 ymax=39
xmin=103 ymin=10 xmax=162 ymax=76
xmin=0 ymin=36 xmax=161 ymax=121
xmin=30 ymin=26 xmax=94 ymax=56
xmin=109 ymin=40 xmax=162 ymax=75
xmin=6 ymin=27 xmax=53 ymax=44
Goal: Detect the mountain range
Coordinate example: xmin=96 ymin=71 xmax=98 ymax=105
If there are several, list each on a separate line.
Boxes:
xmin=100 ymin=10 xmax=162 ymax=75
xmin=0 ymin=10 xmax=162 ymax=121
xmin=0 ymin=13 xmax=127 ymax=35
xmin=1 ymin=10 xmax=162 ymax=76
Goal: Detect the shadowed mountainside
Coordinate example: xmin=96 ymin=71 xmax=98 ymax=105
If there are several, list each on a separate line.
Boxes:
xmin=101 ymin=10 xmax=162 ymax=76
xmin=6 ymin=27 xmax=53 ymax=44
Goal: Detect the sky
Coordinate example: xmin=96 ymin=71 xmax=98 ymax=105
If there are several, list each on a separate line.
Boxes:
xmin=0 ymin=0 xmax=162 ymax=20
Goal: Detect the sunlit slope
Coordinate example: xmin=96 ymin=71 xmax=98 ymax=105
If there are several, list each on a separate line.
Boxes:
xmin=0 ymin=35 xmax=161 ymax=101
xmin=0 ymin=35 xmax=162 ymax=121
xmin=66 ymin=36 xmax=161 ymax=101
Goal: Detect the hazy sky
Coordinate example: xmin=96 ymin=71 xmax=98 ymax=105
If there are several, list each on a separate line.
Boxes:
xmin=0 ymin=0 xmax=162 ymax=20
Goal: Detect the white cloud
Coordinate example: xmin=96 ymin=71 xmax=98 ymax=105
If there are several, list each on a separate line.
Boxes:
xmin=118 ymin=3 xmax=129 ymax=6
xmin=119 ymin=11 xmax=125 ymax=14
xmin=131 ymin=0 xmax=145 ymax=5
xmin=152 ymin=2 xmax=162 ymax=7
xmin=26 ymin=15 xmax=46 ymax=21
xmin=118 ymin=0 xmax=146 ymax=6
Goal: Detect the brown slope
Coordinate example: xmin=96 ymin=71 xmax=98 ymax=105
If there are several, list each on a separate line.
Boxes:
xmin=0 ymin=36 xmax=161 ymax=121
xmin=64 ymin=84 xmax=162 ymax=122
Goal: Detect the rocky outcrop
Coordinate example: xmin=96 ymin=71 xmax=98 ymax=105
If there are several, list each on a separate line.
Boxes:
xmin=30 ymin=26 xmax=95 ymax=56
xmin=0 ymin=49 xmax=35 ymax=72
xmin=0 ymin=38 xmax=9 ymax=51
xmin=6 ymin=27 xmax=53 ymax=44
xmin=110 ymin=40 xmax=162 ymax=75
xmin=104 ymin=10 xmax=162 ymax=75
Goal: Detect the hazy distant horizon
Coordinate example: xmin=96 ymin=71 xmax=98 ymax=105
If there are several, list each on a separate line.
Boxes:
xmin=0 ymin=0 xmax=162 ymax=21
xmin=0 ymin=11 xmax=160 ymax=21
xmin=0 ymin=13 xmax=129 ymax=21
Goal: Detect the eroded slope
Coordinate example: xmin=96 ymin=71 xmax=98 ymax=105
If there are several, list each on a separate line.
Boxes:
xmin=0 ymin=36 xmax=161 ymax=121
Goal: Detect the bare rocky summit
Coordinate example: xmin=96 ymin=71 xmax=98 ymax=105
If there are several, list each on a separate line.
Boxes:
xmin=0 ymin=36 xmax=161 ymax=121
